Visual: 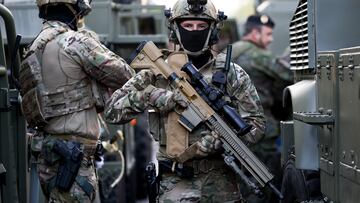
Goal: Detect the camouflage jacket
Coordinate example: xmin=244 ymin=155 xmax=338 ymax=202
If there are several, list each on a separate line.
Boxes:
xmin=105 ymin=51 xmax=265 ymax=149
xmin=24 ymin=21 xmax=135 ymax=140
xmin=231 ymin=40 xmax=293 ymax=110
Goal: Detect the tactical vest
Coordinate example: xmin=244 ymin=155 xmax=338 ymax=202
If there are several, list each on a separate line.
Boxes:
xmin=20 ymin=26 xmax=97 ymax=128
xmin=150 ymin=52 xmax=231 ymax=162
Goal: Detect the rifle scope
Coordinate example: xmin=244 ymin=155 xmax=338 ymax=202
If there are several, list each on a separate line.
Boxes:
xmin=181 ymin=62 xmax=252 ymax=136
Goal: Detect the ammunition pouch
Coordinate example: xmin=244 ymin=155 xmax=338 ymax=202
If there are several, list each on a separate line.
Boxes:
xmin=52 ymin=140 xmax=83 ymax=192
xmin=20 ymin=53 xmax=48 ymax=128
xmin=165 ymin=111 xmax=189 ymax=157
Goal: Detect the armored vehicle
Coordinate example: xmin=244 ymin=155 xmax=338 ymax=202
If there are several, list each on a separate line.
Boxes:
xmin=0 ymin=0 xmax=167 ymax=202
xmin=0 ymin=3 xmax=26 ymax=203
xmin=280 ymin=0 xmax=360 ymax=202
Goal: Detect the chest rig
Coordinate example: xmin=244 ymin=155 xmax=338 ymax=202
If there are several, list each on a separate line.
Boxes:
xmin=19 ymin=25 xmax=95 ymax=129
xmin=151 ymin=51 xmax=233 ymax=162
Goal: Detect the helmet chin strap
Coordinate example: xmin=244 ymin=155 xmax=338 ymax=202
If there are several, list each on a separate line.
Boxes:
xmin=65 ymin=3 xmax=85 ymax=29
xmin=65 ymin=3 xmax=78 ymax=17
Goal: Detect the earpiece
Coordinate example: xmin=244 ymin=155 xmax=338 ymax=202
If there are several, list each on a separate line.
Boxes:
xmin=208 ymin=27 xmax=220 ymax=46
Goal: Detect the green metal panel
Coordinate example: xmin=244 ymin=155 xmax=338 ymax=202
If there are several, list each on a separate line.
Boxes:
xmin=280 ymin=120 xmax=294 ymax=166
xmin=290 ymin=0 xmax=360 ymax=71
xmin=339 ymin=177 xmax=360 ymax=203
xmin=0 ymin=3 xmax=27 ymax=203
xmin=316 ymin=51 xmax=339 ymax=201
xmin=288 ymin=0 xmax=360 ymax=202
xmin=338 ymin=47 xmax=360 ymax=203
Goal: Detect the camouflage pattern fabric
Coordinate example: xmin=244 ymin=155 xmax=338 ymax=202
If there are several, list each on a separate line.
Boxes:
xmin=198 ymin=131 xmax=222 ymax=154
xmin=106 ymin=55 xmax=265 ymax=145
xmin=24 ymin=21 xmax=134 ymax=202
xmin=38 ymin=157 xmax=97 ymax=203
xmin=105 ymin=51 xmax=265 ymax=202
xmin=159 ymin=165 xmax=244 ymax=203
xmin=37 ymin=138 xmax=97 ymax=203
xmin=78 ymin=28 xmax=100 ymax=42
xmin=230 ymin=40 xmax=293 ymax=139
xmin=53 ymin=23 xmax=134 ymax=91
xmin=213 ymin=53 xmax=265 ymax=144
xmin=105 ymin=69 xmax=187 ymax=124
xmin=24 ymin=21 xmax=134 ymax=139
xmin=231 ymin=41 xmax=292 ymax=107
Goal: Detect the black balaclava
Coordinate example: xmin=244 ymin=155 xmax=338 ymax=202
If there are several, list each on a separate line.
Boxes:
xmin=39 ymin=4 xmax=79 ymax=31
xmin=189 ymin=50 xmax=213 ymax=68
xmin=178 ymin=23 xmax=210 ymax=53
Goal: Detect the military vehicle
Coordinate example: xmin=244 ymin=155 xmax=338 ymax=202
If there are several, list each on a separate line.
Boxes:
xmin=280 ymin=0 xmax=360 ymax=202
xmin=0 ymin=2 xmax=27 ymax=202
xmin=0 ymin=0 xmax=167 ymax=202
xmin=5 ymin=0 xmax=360 ymax=202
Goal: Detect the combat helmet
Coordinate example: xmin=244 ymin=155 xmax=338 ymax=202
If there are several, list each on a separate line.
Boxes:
xmin=165 ymin=0 xmax=227 ymax=56
xmin=36 ymin=0 xmax=92 ymax=17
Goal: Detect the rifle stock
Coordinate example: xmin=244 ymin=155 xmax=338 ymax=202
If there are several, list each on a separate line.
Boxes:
xmin=128 ymin=41 xmax=283 ymax=199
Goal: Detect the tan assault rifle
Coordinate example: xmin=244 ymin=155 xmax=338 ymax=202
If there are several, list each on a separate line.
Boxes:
xmin=128 ymin=41 xmax=283 ymax=199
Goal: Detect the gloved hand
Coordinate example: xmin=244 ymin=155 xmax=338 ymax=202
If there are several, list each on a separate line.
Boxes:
xmin=176 ymin=130 xmax=222 ymax=162
xmin=170 ymin=89 xmax=188 ymax=109
xmin=197 ymin=130 xmax=222 ymax=155
xmin=145 ymin=85 xmax=188 ymax=112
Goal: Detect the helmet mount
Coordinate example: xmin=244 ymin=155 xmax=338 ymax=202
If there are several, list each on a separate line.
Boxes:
xmin=187 ymin=0 xmax=207 ymax=14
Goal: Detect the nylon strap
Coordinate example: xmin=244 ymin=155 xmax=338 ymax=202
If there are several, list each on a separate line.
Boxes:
xmin=76 ymin=175 xmax=94 ymax=199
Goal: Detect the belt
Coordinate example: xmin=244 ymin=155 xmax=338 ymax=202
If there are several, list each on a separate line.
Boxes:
xmin=49 ymin=134 xmax=98 ymax=145
xmin=183 ymin=158 xmax=224 ymax=174
xmin=46 ymin=134 xmax=98 ymax=156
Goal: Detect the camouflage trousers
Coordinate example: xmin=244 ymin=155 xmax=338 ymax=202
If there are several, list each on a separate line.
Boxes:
xmin=37 ymin=148 xmax=98 ymax=202
xmin=158 ymin=164 xmax=244 ymax=203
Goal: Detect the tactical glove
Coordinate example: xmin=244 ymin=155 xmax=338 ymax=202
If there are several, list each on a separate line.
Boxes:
xmin=197 ymin=130 xmax=222 ymax=155
xmin=145 ymin=85 xmax=188 ymax=112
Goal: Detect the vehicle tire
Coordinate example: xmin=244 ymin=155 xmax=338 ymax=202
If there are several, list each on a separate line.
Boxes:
xmin=281 ymin=149 xmax=322 ymax=203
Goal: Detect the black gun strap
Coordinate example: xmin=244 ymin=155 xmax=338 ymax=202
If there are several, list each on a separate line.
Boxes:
xmin=76 ymin=175 xmax=94 ymax=198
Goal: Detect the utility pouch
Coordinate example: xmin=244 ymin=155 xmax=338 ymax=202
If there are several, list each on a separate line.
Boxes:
xmin=165 ymin=111 xmax=189 ymax=157
xmin=20 ymin=53 xmax=48 ymax=128
xmin=52 ymin=140 xmax=83 ymax=191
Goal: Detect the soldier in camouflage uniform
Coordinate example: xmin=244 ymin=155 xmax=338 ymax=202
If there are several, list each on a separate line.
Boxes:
xmin=19 ymin=0 xmax=134 ymax=202
xmin=229 ymin=14 xmax=293 ymax=202
xmin=105 ymin=0 xmax=265 ymax=202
